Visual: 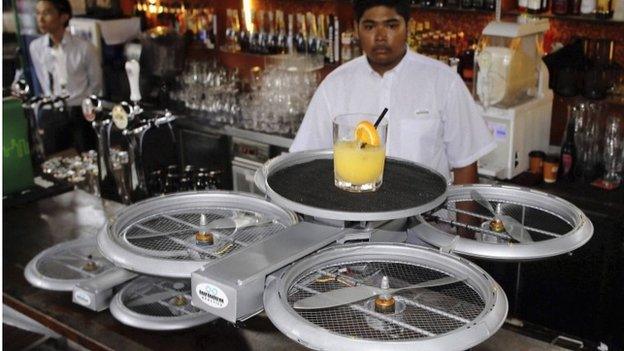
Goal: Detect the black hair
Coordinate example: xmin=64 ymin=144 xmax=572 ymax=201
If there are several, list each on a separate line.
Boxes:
xmin=39 ymin=0 xmax=72 ymax=27
xmin=354 ymin=0 xmax=411 ymax=23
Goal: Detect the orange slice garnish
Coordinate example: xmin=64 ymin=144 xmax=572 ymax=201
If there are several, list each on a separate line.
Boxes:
xmin=355 ymin=121 xmax=380 ymax=146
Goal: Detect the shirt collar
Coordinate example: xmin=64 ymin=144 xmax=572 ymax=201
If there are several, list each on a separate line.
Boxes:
xmin=46 ymin=30 xmax=71 ymax=48
xmin=363 ymin=46 xmax=409 ymax=78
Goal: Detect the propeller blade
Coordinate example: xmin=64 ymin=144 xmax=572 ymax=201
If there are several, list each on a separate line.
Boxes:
xmin=391 ymin=275 xmax=466 ymax=293
xmin=499 ymin=215 xmax=533 ymax=243
xmin=204 ymin=217 xmax=237 ymax=230
xmin=126 ymin=290 xmax=181 ymax=308
xmin=293 ymin=285 xmax=381 ymax=310
xmin=293 ymin=275 xmax=466 ymax=310
xmin=470 ymin=190 xmax=495 ymax=214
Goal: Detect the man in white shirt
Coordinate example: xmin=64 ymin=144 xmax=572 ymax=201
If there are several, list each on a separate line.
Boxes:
xmin=29 ymin=0 xmax=102 ymax=154
xmin=290 ymin=0 xmax=496 ymax=185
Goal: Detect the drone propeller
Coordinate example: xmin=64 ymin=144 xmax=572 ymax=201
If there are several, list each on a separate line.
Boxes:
xmin=470 ymin=190 xmax=532 ymax=243
xmin=293 ymin=275 xmax=465 ymax=310
xmin=202 ymin=211 xmax=272 ymax=231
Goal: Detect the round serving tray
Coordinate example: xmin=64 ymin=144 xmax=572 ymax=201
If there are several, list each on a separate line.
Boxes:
xmin=110 ymin=275 xmax=217 ymax=330
xmin=410 ymin=184 xmax=594 ymax=261
xmin=264 ymin=243 xmax=507 ymax=351
xmin=258 ymin=150 xmax=448 ymax=221
xmin=98 ymin=191 xmax=298 ymax=278
xmin=25 ymin=237 xmax=116 ymax=291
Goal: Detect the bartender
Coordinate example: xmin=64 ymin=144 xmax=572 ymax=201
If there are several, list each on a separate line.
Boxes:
xmin=29 ymin=0 xmax=103 ymax=154
xmin=290 ymin=0 xmax=495 ymax=185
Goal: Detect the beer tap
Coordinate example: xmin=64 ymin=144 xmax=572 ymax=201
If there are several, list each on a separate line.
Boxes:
xmin=82 ymin=95 xmax=119 ymax=200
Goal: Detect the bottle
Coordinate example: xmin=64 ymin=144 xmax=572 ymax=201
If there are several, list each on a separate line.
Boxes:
xmin=518 ymin=0 xmax=529 ymax=12
xmin=558 ymin=113 xmax=577 ymax=181
xmin=459 ymin=38 xmax=476 ymax=81
xmin=552 ymin=0 xmax=569 ymax=14
xmin=473 ymin=0 xmax=485 ymax=9
xmin=595 ymin=0 xmax=613 ymax=17
xmin=462 ymin=0 xmax=473 ymax=9
xmin=528 ymin=0 xmax=543 ymax=12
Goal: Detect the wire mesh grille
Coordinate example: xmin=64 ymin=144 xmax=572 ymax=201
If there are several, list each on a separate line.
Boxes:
xmin=425 ymin=196 xmax=576 ymax=243
xmin=286 ymin=260 xmax=484 ymax=341
xmin=121 ymin=276 xmax=205 ymax=318
xmin=36 ymin=246 xmax=113 ymax=280
xmin=118 ymin=207 xmax=288 ymax=261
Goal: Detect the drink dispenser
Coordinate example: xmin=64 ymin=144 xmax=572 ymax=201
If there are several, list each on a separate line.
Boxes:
xmin=475 ymin=18 xmax=554 ymax=179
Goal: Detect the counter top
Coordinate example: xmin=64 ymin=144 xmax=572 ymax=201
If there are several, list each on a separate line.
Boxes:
xmin=3 ymin=190 xmax=569 ymax=351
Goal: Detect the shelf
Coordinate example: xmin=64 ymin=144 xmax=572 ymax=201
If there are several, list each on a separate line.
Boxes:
xmin=504 ymin=10 xmax=624 ymax=23
xmin=411 ymin=5 xmax=496 ymax=15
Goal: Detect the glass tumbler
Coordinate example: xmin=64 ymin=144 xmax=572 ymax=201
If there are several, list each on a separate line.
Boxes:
xmin=332 ymin=113 xmax=388 ymax=192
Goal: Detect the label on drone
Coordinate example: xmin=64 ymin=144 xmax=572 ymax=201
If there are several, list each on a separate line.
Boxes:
xmin=196 ymin=283 xmax=228 ymax=309
xmin=73 ymin=290 xmax=92 ymax=306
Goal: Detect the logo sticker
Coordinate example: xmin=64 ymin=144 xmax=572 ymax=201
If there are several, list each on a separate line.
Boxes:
xmin=73 ymin=290 xmax=91 ymax=306
xmin=196 ymin=283 xmax=229 ymax=309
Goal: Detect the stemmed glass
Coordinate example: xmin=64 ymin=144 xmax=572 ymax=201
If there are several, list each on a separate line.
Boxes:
xmin=603 ymin=115 xmax=623 ymax=187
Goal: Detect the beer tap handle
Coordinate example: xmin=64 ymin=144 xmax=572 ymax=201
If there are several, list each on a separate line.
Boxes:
xmin=125 ymin=60 xmax=142 ymax=104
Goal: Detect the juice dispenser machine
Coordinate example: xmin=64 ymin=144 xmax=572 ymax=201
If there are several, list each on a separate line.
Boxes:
xmin=475 ymin=18 xmax=553 ymax=180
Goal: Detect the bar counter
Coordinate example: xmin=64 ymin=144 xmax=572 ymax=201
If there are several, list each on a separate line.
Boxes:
xmin=3 ymin=189 xmax=573 ymax=351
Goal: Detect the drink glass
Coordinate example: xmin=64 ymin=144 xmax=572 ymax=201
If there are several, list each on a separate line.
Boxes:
xmin=332 ymin=113 xmax=388 ymax=192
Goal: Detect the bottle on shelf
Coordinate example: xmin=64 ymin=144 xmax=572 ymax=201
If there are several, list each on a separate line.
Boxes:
xmin=552 ymin=0 xmax=570 ymax=14
xmin=472 ymin=0 xmax=486 ymax=10
xmin=527 ymin=0 xmax=543 ymax=13
xmin=558 ymin=110 xmax=577 ymax=181
xmin=459 ymin=38 xmax=476 ymax=81
xmin=595 ymin=0 xmax=614 ymax=18
xmin=518 ymin=0 xmax=529 ymax=12
xmin=461 ymin=0 xmax=473 ymax=8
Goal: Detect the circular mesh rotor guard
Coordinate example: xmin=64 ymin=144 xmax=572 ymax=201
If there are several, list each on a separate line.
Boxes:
xmin=410 ymin=184 xmax=594 ymax=261
xmin=110 ymin=275 xmax=217 ymax=330
xmin=263 ymin=243 xmax=508 ymax=351
xmin=262 ymin=151 xmax=448 ymax=221
xmin=98 ymin=191 xmax=298 ymax=278
xmin=24 ymin=238 xmax=115 ymax=291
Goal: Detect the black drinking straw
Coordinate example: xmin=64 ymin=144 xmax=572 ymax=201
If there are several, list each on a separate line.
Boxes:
xmin=374 ymin=108 xmax=389 ymax=128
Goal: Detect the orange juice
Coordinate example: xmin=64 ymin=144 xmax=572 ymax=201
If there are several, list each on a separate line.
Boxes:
xmin=333 ymin=140 xmax=386 ymax=186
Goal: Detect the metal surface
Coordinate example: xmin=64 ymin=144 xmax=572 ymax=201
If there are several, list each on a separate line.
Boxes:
xmin=98 ymin=191 xmax=298 ymax=278
xmin=259 ymin=150 xmax=448 ymax=221
xmin=411 ymin=184 xmax=594 ymax=261
xmin=24 ymin=237 xmax=116 ymax=291
xmin=110 ymin=275 xmax=217 ymax=330
xmin=73 ymin=267 xmax=138 ymax=312
xmin=264 ymin=243 xmax=508 ymax=351
xmin=191 ymin=222 xmax=349 ymax=323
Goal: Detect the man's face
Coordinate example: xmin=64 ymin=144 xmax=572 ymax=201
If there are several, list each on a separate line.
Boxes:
xmin=357 ymin=6 xmax=407 ymax=69
xmin=36 ymin=1 xmax=68 ymax=34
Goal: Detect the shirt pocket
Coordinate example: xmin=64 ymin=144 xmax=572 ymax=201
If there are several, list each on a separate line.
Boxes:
xmin=397 ymin=110 xmax=443 ymax=160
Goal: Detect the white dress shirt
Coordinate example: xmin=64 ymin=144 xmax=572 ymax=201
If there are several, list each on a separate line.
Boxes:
xmin=290 ymin=49 xmax=496 ymax=181
xmin=29 ymin=31 xmax=103 ymax=106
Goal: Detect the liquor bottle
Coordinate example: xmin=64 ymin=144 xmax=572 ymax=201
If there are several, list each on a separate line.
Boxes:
xmin=485 ymin=0 xmax=496 ymax=10
xmin=294 ymin=13 xmax=307 ymax=53
xmin=595 ymin=0 xmax=613 ymax=17
xmin=541 ymin=0 xmax=550 ymax=13
xmin=461 ymin=0 xmax=473 ymax=9
xmin=527 ymin=0 xmax=543 ymax=13
xmin=459 ymin=38 xmax=476 ymax=81
xmin=276 ymin=10 xmax=287 ymax=54
xmin=552 ymin=0 xmax=569 ymax=14
xmin=518 ymin=0 xmax=529 ymax=12
xmin=333 ymin=15 xmax=340 ymax=63
xmin=558 ymin=113 xmax=577 ymax=181
xmin=287 ymin=14 xmax=294 ymax=54
xmin=447 ymin=0 xmax=461 ymax=8
xmin=473 ymin=0 xmax=485 ymax=10
xmin=327 ymin=14 xmax=335 ymax=63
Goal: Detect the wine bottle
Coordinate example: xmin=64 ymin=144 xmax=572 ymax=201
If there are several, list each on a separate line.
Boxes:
xmin=558 ymin=112 xmax=577 ymax=181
